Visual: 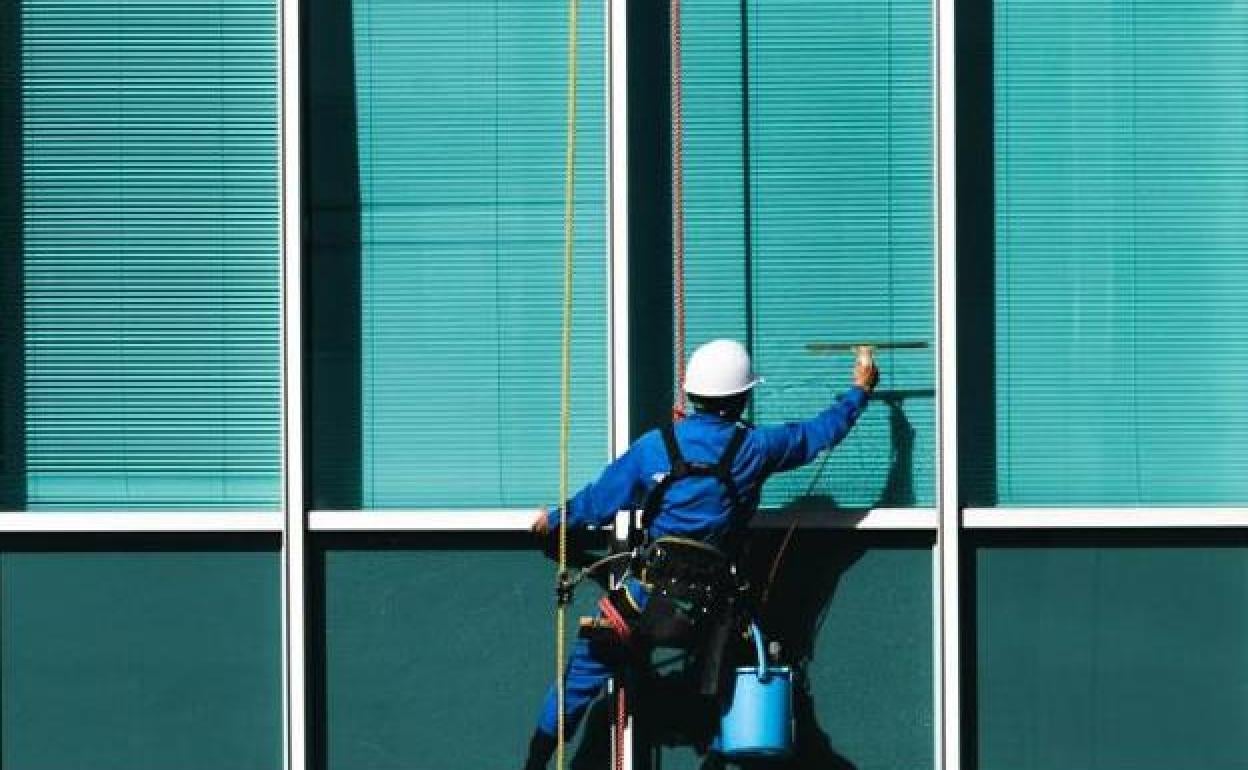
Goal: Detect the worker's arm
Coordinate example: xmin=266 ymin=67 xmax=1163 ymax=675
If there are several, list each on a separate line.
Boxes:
xmin=755 ymin=353 xmax=878 ymax=473
xmin=532 ymin=440 xmax=647 ymax=535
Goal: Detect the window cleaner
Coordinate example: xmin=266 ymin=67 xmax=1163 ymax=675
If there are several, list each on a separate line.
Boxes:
xmin=521 ymin=338 xmax=879 ymax=770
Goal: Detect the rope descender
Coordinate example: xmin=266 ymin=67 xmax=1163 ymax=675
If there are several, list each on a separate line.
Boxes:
xmin=555 ymin=569 xmax=575 ymax=607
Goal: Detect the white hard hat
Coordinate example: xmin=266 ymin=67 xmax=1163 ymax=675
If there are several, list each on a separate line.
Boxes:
xmin=683 ymin=339 xmax=763 ymax=397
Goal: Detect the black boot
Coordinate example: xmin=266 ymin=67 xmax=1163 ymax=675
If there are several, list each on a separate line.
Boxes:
xmin=522 ymin=730 xmax=557 ymax=770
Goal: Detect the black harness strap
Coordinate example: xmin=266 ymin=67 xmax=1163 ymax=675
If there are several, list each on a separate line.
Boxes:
xmin=640 ymin=423 xmax=750 ymax=532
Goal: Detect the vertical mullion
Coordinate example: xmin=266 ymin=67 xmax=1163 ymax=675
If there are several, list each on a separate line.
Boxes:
xmin=279 ymin=0 xmax=306 ymax=762
xmin=935 ymin=0 xmax=961 ymax=766
xmin=608 ymin=3 xmax=633 ymax=768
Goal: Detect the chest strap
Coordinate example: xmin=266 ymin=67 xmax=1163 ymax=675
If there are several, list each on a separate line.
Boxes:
xmin=639 ymin=423 xmax=749 ymax=533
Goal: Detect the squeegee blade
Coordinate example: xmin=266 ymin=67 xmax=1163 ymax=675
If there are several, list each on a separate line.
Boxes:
xmin=805 ymin=340 xmax=929 ymax=353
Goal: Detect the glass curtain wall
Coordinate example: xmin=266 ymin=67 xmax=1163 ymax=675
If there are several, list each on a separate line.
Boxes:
xmin=0 ymin=0 xmax=285 ymax=765
xmin=667 ymin=2 xmax=938 ymax=768
xmin=303 ymin=0 xmax=610 ymax=765
xmin=682 ymin=0 xmax=935 ymax=511
xmin=968 ymin=2 xmax=1248 ymax=768
xmin=9 ymin=0 xmax=1248 ymax=767
xmin=8 ymin=0 xmax=282 ymax=510
xmin=989 ymin=0 xmax=1248 ymax=505
xmin=305 ymin=0 xmax=609 ymax=510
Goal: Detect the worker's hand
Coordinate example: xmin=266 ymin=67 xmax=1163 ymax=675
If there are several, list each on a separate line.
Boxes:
xmin=853 ymin=346 xmax=880 ymax=393
xmin=531 ymin=508 xmax=552 ymax=536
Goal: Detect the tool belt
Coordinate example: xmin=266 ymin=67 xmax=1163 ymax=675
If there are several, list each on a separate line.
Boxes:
xmin=592 ymin=537 xmax=744 ymax=696
xmin=636 ymin=536 xmax=738 ymax=615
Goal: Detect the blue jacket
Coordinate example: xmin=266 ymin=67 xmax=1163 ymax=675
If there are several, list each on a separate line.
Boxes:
xmin=546 ymin=386 xmax=869 ymax=548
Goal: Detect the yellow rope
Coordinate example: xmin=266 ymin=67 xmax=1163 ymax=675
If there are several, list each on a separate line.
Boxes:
xmin=556 ymin=0 xmax=579 ymax=765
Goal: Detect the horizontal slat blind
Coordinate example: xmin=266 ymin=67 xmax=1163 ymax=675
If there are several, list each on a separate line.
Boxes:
xmin=684 ymin=0 xmax=934 ymax=510
xmin=20 ymin=0 xmax=281 ymax=509
xmin=354 ymin=0 xmax=607 ymax=507
xmin=994 ymin=0 xmax=1248 ymax=504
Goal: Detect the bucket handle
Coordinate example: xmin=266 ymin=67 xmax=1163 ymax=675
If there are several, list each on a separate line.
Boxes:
xmin=749 ymin=622 xmax=769 ymax=682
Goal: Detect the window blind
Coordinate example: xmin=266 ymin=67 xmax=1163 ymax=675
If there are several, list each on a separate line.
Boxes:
xmin=683 ymin=0 xmax=934 ymax=510
xmin=352 ymin=0 xmax=607 ymax=508
xmin=19 ymin=0 xmax=281 ymax=509
xmin=994 ymin=0 xmax=1248 ymax=504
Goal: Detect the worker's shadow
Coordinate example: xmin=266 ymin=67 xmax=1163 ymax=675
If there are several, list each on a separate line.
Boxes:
xmin=572 ymin=394 xmax=919 ymax=770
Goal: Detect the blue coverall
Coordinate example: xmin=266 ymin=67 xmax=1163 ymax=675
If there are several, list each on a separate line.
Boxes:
xmin=535 ymin=385 xmax=869 ymax=738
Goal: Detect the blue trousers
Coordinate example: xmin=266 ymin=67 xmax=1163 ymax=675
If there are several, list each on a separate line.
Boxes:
xmin=535 ymin=579 xmax=649 ymax=737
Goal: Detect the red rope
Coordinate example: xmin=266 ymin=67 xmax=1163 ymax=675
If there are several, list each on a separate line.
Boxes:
xmin=615 ymin=686 xmax=627 ymax=770
xmin=670 ymin=0 xmax=686 ymax=420
xmin=597 ymin=596 xmax=635 ymax=645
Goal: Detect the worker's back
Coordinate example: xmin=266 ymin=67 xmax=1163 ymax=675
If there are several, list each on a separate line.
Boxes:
xmin=634 ymin=412 xmax=764 ymax=550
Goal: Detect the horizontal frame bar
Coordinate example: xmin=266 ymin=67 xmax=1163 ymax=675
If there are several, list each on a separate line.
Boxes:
xmin=757 ymin=508 xmax=937 ymax=530
xmin=964 ymin=507 xmax=1248 ymax=529
xmin=311 ymin=510 xmax=537 ymax=531
xmin=0 ymin=512 xmax=285 ymax=533
xmin=7 ymin=508 xmax=1239 ymax=532
xmin=309 ymin=508 xmax=938 ymax=532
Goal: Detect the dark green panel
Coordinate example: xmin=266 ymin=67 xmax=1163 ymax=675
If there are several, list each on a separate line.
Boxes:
xmin=975 ymin=539 xmax=1248 ymax=770
xmin=652 ymin=534 xmax=935 ymax=770
xmin=1 ymin=542 xmax=283 ymax=770
xmin=319 ymin=535 xmax=932 ymax=770
xmin=315 ymin=536 xmax=600 ymax=769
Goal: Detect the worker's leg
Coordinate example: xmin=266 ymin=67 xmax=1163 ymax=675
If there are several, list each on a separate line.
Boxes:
xmin=524 ymin=580 xmax=651 ymax=769
xmin=536 ymin=636 xmax=615 ymax=735
xmin=524 ymin=635 xmax=620 ymax=769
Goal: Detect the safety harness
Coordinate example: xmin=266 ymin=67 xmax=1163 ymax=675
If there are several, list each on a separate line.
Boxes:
xmin=640 ymin=423 xmax=750 ymax=542
xmin=580 ymin=422 xmax=754 ymax=699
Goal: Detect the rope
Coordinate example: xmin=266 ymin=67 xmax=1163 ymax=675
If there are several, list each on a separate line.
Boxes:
xmin=670 ymin=0 xmax=687 ymax=419
xmin=555 ymin=0 xmax=580 ymax=764
xmin=615 ymin=685 xmax=628 ymax=770
xmin=760 ymin=450 xmax=834 ymax=610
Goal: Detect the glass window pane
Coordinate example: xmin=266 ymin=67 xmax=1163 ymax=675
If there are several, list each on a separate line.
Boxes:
xmin=992 ymin=0 xmax=1248 ymax=504
xmin=683 ymin=0 xmax=935 ymax=510
xmin=1 ymin=544 xmax=283 ymax=770
xmin=657 ymin=534 xmax=935 ymax=769
xmin=315 ymin=538 xmax=597 ymax=768
xmin=305 ymin=0 xmax=609 ymax=509
xmin=6 ymin=0 xmax=282 ymax=510
xmin=974 ymin=539 xmax=1248 ymax=769
xmin=317 ymin=535 xmax=933 ymax=770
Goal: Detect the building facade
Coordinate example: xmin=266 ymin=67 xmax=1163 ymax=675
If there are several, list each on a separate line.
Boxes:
xmin=1 ymin=0 xmax=1246 ymax=768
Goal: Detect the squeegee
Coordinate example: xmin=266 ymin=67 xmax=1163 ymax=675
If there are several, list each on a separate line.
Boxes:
xmin=805 ymin=340 xmax=930 ymax=354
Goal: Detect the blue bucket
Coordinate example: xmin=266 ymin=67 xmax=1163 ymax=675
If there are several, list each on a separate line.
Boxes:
xmin=718 ymin=624 xmax=794 ymax=759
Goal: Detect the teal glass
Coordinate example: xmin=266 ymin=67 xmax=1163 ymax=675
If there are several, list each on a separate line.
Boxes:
xmin=2 ymin=546 xmax=282 ymax=770
xmin=993 ymin=0 xmax=1248 ymax=504
xmin=350 ymin=0 xmax=608 ymax=508
xmin=682 ymin=0 xmax=935 ymax=510
xmin=15 ymin=0 xmax=281 ymax=509
xmin=976 ymin=542 xmax=1248 ymax=769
